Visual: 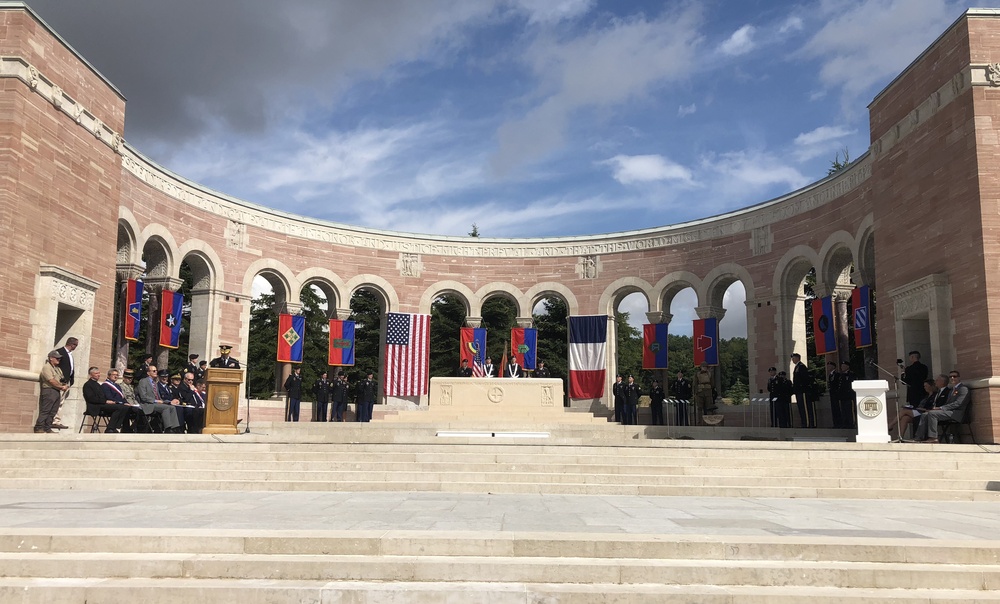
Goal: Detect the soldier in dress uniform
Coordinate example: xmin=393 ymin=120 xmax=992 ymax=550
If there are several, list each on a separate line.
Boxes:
xmin=534 ymin=361 xmax=551 ymax=378
xmin=357 ymin=372 xmax=378 ymax=422
xmin=312 ymin=371 xmax=331 ymax=422
xmin=612 ymin=374 xmax=625 ymax=423
xmin=623 ymin=375 xmax=641 ymax=425
xmin=209 ymin=345 xmax=240 ymax=369
xmin=457 ymin=359 xmax=473 ymax=377
xmin=671 ymin=370 xmax=692 ymax=426
xmin=331 ymin=372 xmax=349 ymax=422
xmin=694 ymin=364 xmax=716 ymax=421
xmin=766 ymin=366 xmax=780 ymax=427
xmin=185 ymin=354 xmax=201 ymax=382
xmin=283 ymin=366 xmax=303 ymax=422
xmin=649 ymin=379 xmax=665 ymax=426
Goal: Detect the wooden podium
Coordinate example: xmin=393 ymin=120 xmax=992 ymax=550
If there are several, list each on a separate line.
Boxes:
xmin=203 ymin=368 xmax=244 ymax=435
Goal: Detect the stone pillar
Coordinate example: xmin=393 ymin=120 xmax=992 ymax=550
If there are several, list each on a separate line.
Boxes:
xmin=187 ymin=287 xmax=224 ymax=362
xmin=273 ymin=301 xmax=303 ymax=398
xmin=465 ymin=316 xmax=483 ymax=328
xmin=604 ymin=314 xmax=617 ymax=406
xmin=775 ymin=294 xmax=807 ymax=372
xmin=695 ymin=305 xmax=726 ymax=403
xmin=114 ymin=263 xmax=143 ymax=370
xmin=833 ymin=286 xmax=853 ymax=366
xmin=144 ymin=277 xmax=183 ymax=371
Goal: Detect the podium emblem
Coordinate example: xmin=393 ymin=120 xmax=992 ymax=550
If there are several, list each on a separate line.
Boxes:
xmin=213 ymin=391 xmax=234 ymax=412
xmin=858 ymin=396 xmax=883 ymax=419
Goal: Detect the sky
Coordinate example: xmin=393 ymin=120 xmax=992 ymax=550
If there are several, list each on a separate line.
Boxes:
xmin=27 ymin=0 xmax=968 ymax=335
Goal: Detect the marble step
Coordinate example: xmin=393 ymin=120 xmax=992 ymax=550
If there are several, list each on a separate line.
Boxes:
xmin=3 ymin=579 xmax=1000 ymax=604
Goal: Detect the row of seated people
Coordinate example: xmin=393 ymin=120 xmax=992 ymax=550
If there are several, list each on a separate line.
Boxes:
xmin=888 ymin=370 xmax=971 ymax=443
xmin=82 ymin=364 xmax=207 ymax=433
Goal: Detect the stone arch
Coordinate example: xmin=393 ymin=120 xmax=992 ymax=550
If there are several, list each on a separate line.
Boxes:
xmin=701 ymin=263 xmax=755 ymax=309
xmin=116 ymin=209 xmax=139 ymax=266
xmin=854 ymin=214 xmax=876 ymax=287
xmin=652 ymin=271 xmax=702 ymax=314
xmin=138 ymin=223 xmax=179 ymax=279
xmin=418 ymin=280 xmax=475 ymax=316
xmin=178 ymin=240 xmax=223 ymax=291
xmin=818 ymin=231 xmax=857 ymax=292
xmin=524 ymin=282 xmax=579 ymax=317
xmin=772 ymin=245 xmax=821 ymax=297
xmin=346 ymin=274 xmax=399 ymax=313
xmin=475 ymin=282 xmax=525 ymax=317
xmin=598 ymin=277 xmax=653 ymax=316
xmin=297 ymin=267 xmax=347 ymax=317
xmin=242 ymin=258 xmax=298 ymax=307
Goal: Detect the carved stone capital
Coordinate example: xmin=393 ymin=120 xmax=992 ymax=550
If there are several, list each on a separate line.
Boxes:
xmin=465 ymin=316 xmax=483 ymax=328
xmin=274 ymin=301 xmax=303 ymax=315
xmin=334 ymin=308 xmax=352 ymax=321
xmin=515 ymin=317 xmax=533 ymax=329
xmin=645 ymin=311 xmax=672 ymax=324
xmin=695 ymin=305 xmax=726 ymax=321
xmin=115 ymin=263 xmax=144 ymax=282
xmin=143 ymin=277 xmax=184 ymax=292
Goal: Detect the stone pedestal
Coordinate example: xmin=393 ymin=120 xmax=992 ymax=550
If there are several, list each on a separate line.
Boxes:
xmin=854 ymin=379 xmax=890 ymax=443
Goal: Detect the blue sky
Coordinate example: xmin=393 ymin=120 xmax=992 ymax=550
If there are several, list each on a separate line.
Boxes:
xmin=29 ymin=0 xmax=968 ymax=334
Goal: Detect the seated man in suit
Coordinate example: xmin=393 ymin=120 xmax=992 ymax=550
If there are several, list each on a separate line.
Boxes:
xmin=81 ymin=366 xmax=130 ymax=433
xmin=915 ymin=370 xmax=971 ymax=443
xmin=177 ymin=372 xmax=206 ymax=433
xmin=134 ymin=365 xmax=182 ymax=433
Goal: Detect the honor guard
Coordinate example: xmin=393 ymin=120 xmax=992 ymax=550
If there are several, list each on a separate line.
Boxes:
xmin=209 ymin=345 xmax=241 ymax=369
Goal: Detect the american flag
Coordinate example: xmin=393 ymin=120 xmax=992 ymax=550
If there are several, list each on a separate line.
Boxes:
xmin=384 ymin=312 xmax=431 ymax=397
xmin=472 ymin=361 xmax=485 ymax=377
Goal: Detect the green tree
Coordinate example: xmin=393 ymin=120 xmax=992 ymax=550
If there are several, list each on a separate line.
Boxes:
xmin=430 ymin=295 xmax=466 ymax=377
xmin=347 ymin=289 xmax=381 ymax=383
xmin=533 ymin=297 xmax=568 ymax=380
xmin=828 ymin=148 xmax=851 ymax=175
xmin=482 ymin=297 xmax=516 ymax=361
xmin=468 ymin=223 xmax=480 ymax=237
xmin=245 ymin=292 xmax=278 ymax=399
xmin=614 ymin=312 xmax=643 ymax=383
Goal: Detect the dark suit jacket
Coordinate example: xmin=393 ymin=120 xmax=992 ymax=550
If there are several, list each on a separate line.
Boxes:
xmin=82 ymin=378 xmax=105 ymax=407
xmin=57 ymin=347 xmax=74 ymax=385
xmin=102 ymin=381 xmax=128 ymax=404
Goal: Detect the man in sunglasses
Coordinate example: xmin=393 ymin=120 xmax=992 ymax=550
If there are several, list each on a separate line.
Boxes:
xmin=915 ymin=370 xmax=971 ymax=443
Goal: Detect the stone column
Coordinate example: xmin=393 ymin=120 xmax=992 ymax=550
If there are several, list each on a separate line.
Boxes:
xmin=187 ymin=287 xmax=224 ymax=362
xmin=143 ymin=277 xmax=184 ymax=371
xmin=695 ymin=305 xmax=726 ymax=405
xmin=114 ymin=263 xmax=143 ymax=370
xmin=645 ymin=311 xmax=672 ymax=397
xmin=833 ymin=285 xmax=853 ymax=366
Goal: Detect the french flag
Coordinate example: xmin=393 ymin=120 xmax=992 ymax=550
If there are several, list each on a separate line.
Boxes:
xmin=568 ymin=315 xmax=607 ymax=399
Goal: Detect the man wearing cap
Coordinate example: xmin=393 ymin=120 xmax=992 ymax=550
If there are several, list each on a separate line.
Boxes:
xmin=331 ymin=372 xmax=349 ymax=422
xmin=34 ymin=350 xmax=68 ymax=433
xmin=210 ymin=345 xmax=240 ymax=369
xmin=356 ymin=372 xmax=377 ymax=422
xmin=766 ymin=366 xmax=780 ymax=427
xmin=791 ymin=353 xmax=816 ymax=428
xmin=185 ymin=354 xmax=201 ymax=381
xmin=135 ymin=365 xmax=182 ymax=433
xmin=283 ymin=366 xmax=303 ymax=422
xmin=671 ymin=370 xmax=692 ymax=426
xmin=612 ymin=374 xmax=625 ymax=423
xmin=649 ymin=379 xmax=665 ymax=426
xmin=773 ymin=370 xmax=794 ymax=428
xmin=312 ymin=371 xmax=331 ymax=422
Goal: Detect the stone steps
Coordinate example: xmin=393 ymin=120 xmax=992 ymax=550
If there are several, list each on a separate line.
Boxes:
xmin=0 ymin=436 xmax=997 ymax=500
xmin=0 ymin=531 xmax=998 ymax=602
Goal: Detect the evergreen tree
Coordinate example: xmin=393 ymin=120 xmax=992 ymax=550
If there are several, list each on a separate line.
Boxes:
xmin=482 ymin=297 xmax=516 ymax=361
xmin=245 ymin=292 xmax=278 ymax=399
xmin=347 ymin=289 xmax=381 ymax=383
xmin=532 ymin=297 xmax=568 ymax=380
xmin=615 ymin=311 xmax=643 ymax=383
xmin=430 ymin=295 xmax=466 ymax=377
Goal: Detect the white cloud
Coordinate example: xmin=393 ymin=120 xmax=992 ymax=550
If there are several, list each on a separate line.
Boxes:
xmin=677 ymin=103 xmax=697 ymax=117
xmin=602 ymin=154 xmax=693 ymax=185
xmin=702 ymin=150 xmax=810 ymax=192
xmin=792 ymin=125 xmax=856 ymax=162
xmin=719 ymin=24 xmax=756 ymax=56
xmin=617 ymin=292 xmax=649 ymax=331
xmin=492 ymin=5 xmax=704 ymax=175
xmin=508 ymin=0 xmax=595 ymax=24
xmin=800 ymin=0 xmax=960 ymax=111
xmin=778 ymin=15 xmax=804 ymax=34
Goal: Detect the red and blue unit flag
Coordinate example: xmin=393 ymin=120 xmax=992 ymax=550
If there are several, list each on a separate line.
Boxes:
xmin=460 ymin=327 xmax=487 ymax=375
xmin=812 ymin=295 xmax=837 ymax=355
xmin=692 ymin=318 xmax=719 ymax=366
xmin=642 ymin=323 xmax=669 ymax=369
xmin=510 ymin=327 xmax=537 ymax=370
xmin=852 ymin=285 xmax=873 ymax=348
xmin=158 ymin=290 xmax=183 ymax=349
xmin=328 ymin=319 xmax=355 ymax=366
xmin=124 ymin=279 xmax=143 ymax=342
xmin=277 ymin=313 xmax=305 ymax=363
